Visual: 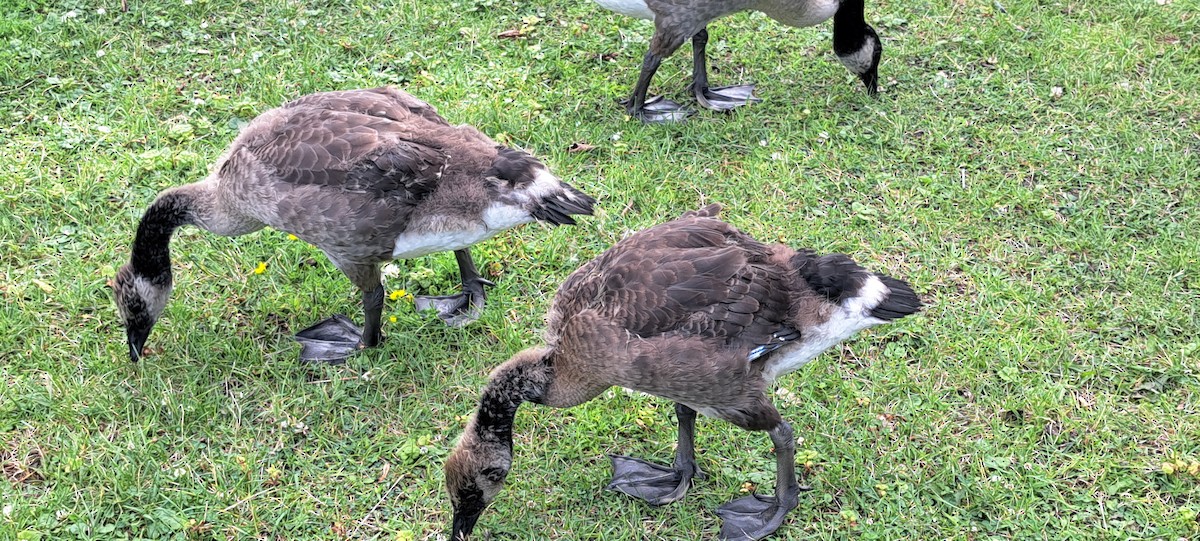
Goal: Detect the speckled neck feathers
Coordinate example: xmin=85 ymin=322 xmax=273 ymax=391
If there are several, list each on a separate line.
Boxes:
xmin=464 ymin=349 xmax=554 ymax=449
xmin=128 ymin=190 xmax=196 ymax=282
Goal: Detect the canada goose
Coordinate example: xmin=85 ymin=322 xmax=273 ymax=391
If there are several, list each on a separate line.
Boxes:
xmin=445 ymin=204 xmax=921 ymax=540
xmin=591 ymin=0 xmax=882 ymax=122
xmin=112 ymin=86 xmax=596 ymax=363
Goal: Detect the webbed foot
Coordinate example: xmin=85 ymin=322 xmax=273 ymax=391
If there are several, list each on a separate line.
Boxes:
xmin=624 ymin=95 xmax=694 ymax=124
xmin=606 ymin=455 xmax=704 ymax=506
xmin=294 ymin=314 xmax=368 ymax=363
xmin=715 ymin=488 xmax=804 ymax=541
xmin=695 ymin=84 xmax=761 ymax=112
xmin=414 ymin=277 xmax=494 ymax=327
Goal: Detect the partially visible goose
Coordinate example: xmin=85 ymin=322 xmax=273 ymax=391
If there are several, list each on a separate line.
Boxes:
xmin=592 ymin=0 xmax=883 ymax=122
xmin=445 ymin=204 xmax=921 ymax=540
xmin=112 ymin=86 xmax=596 ymax=363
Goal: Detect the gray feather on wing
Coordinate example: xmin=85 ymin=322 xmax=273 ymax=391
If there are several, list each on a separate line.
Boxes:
xmin=239 ymin=105 xmax=448 ymax=203
xmin=559 ymin=213 xmax=800 ymax=359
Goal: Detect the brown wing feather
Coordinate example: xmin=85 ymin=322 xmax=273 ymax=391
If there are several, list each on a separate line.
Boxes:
xmin=282 ymin=86 xmax=448 ymax=126
xmin=551 ymin=210 xmax=795 ymax=353
xmin=232 ymin=100 xmax=448 ymax=202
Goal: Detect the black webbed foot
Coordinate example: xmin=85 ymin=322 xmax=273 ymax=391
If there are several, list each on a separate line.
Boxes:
xmin=414 ymin=277 xmax=494 ymax=327
xmin=694 ymin=84 xmax=761 ymax=112
xmin=715 ymin=488 xmax=804 ymax=541
xmin=605 ymin=455 xmax=704 ymax=506
xmin=623 ymin=95 xmax=694 ymax=124
xmin=294 ymin=314 xmax=365 ymax=363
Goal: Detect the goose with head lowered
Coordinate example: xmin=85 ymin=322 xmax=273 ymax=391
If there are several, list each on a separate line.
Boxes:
xmin=112 ymin=86 xmax=596 ymax=363
xmin=445 ymin=204 xmax=921 ymax=540
xmin=592 ymin=0 xmax=883 ymax=122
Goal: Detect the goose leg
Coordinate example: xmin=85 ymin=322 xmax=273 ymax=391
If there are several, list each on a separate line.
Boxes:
xmin=622 ymin=51 xmax=693 ymax=124
xmin=294 ymin=283 xmax=385 ymax=363
xmin=716 ymin=421 xmax=808 ymax=541
xmin=690 ymin=28 xmax=761 ymax=112
xmin=607 ymin=403 xmax=705 ymax=505
xmin=414 ymin=249 xmax=494 ymax=327
xmin=360 ymin=282 xmax=385 ymax=348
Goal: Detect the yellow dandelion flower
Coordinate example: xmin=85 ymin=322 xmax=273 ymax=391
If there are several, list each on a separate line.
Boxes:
xmin=389 ymin=316 xmax=397 ymax=323
xmin=287 ymin=234 xmax=299 ymax=241
xmin=390 ymin=289 xmax=408 ymax=301
xmin=253 ymin=261 xmax=267 ymax=275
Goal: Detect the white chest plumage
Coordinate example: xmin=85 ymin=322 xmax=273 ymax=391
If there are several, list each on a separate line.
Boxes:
xmin=593 ymin=0 xmax=656 ymax=20
xmin=837 ymin=38 xmax=877 ymax=75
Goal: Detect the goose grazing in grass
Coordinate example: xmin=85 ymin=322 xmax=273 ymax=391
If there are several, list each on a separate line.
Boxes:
xmin=112 ymin=86 xmax=596 ymax=363
xmin=592 ymin=0 xmax=883 ymax=122
xmin=445 ymin=204 xmax=921 ymax=540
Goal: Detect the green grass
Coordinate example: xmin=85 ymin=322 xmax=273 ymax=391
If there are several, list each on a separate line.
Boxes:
xmin=2 ymin=0 xmax=1198 ymax=539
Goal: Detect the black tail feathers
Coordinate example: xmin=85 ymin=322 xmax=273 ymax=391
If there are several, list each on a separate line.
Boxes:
xmin=530 ymin=184 xmax=596 ymax=226
xmin=870 ymin=275 xmax=922 ymax=321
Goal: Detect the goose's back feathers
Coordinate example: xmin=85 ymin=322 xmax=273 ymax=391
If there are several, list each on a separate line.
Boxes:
xmin=282 ymin=86 xmax=447 ymax=125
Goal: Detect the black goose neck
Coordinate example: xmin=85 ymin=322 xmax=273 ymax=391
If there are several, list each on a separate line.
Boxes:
xmin=833 ymin=0 xmax=870 ymax=47
xmin=129 ymin=191 xmax=194 ymax=279
xmin=834 ymin=0 xmax=866 ymax=27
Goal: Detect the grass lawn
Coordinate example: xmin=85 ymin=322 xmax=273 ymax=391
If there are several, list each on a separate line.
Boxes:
xmin=2 ymin=0 xmax=1198 ymax=539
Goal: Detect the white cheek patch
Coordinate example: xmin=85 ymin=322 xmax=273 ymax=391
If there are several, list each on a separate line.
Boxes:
xmin=838 ymin=39 xmax=877 ymax=75
xmin=760 ymin=275 xmax=889 ymax=382
xmin=593 ymin=0 xmax=656 ymax=20
xmin=133 ymin=275 xmax=173 ymax=317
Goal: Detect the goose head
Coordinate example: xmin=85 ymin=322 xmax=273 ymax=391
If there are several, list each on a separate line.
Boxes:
xmin=112 ymin=264 xmax=173 ymax=362
xmin=836 ymin=25 xmax=883 ymax=96
xmin=445 ymin=446 xmax=511 ymax=541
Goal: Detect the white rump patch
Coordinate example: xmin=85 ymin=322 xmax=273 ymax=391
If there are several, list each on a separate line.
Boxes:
xmin=523 ymin=168 xmax=569 ymax=201
xmin=482 ymin=204 xmax=534 ymax=232
xmin=760 ymin=275 xmax=890 ymax=382
xmin=593 ymin=0 xmax=655 ymax=20
xmin=392 ymin=226 xmax=496 ymax=259
xmin=390 ymin=167 xmax=569 ymax=258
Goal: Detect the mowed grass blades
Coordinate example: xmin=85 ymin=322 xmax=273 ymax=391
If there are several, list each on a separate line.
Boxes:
xmin=1 ymin=0 xmax=1197 ymax=539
